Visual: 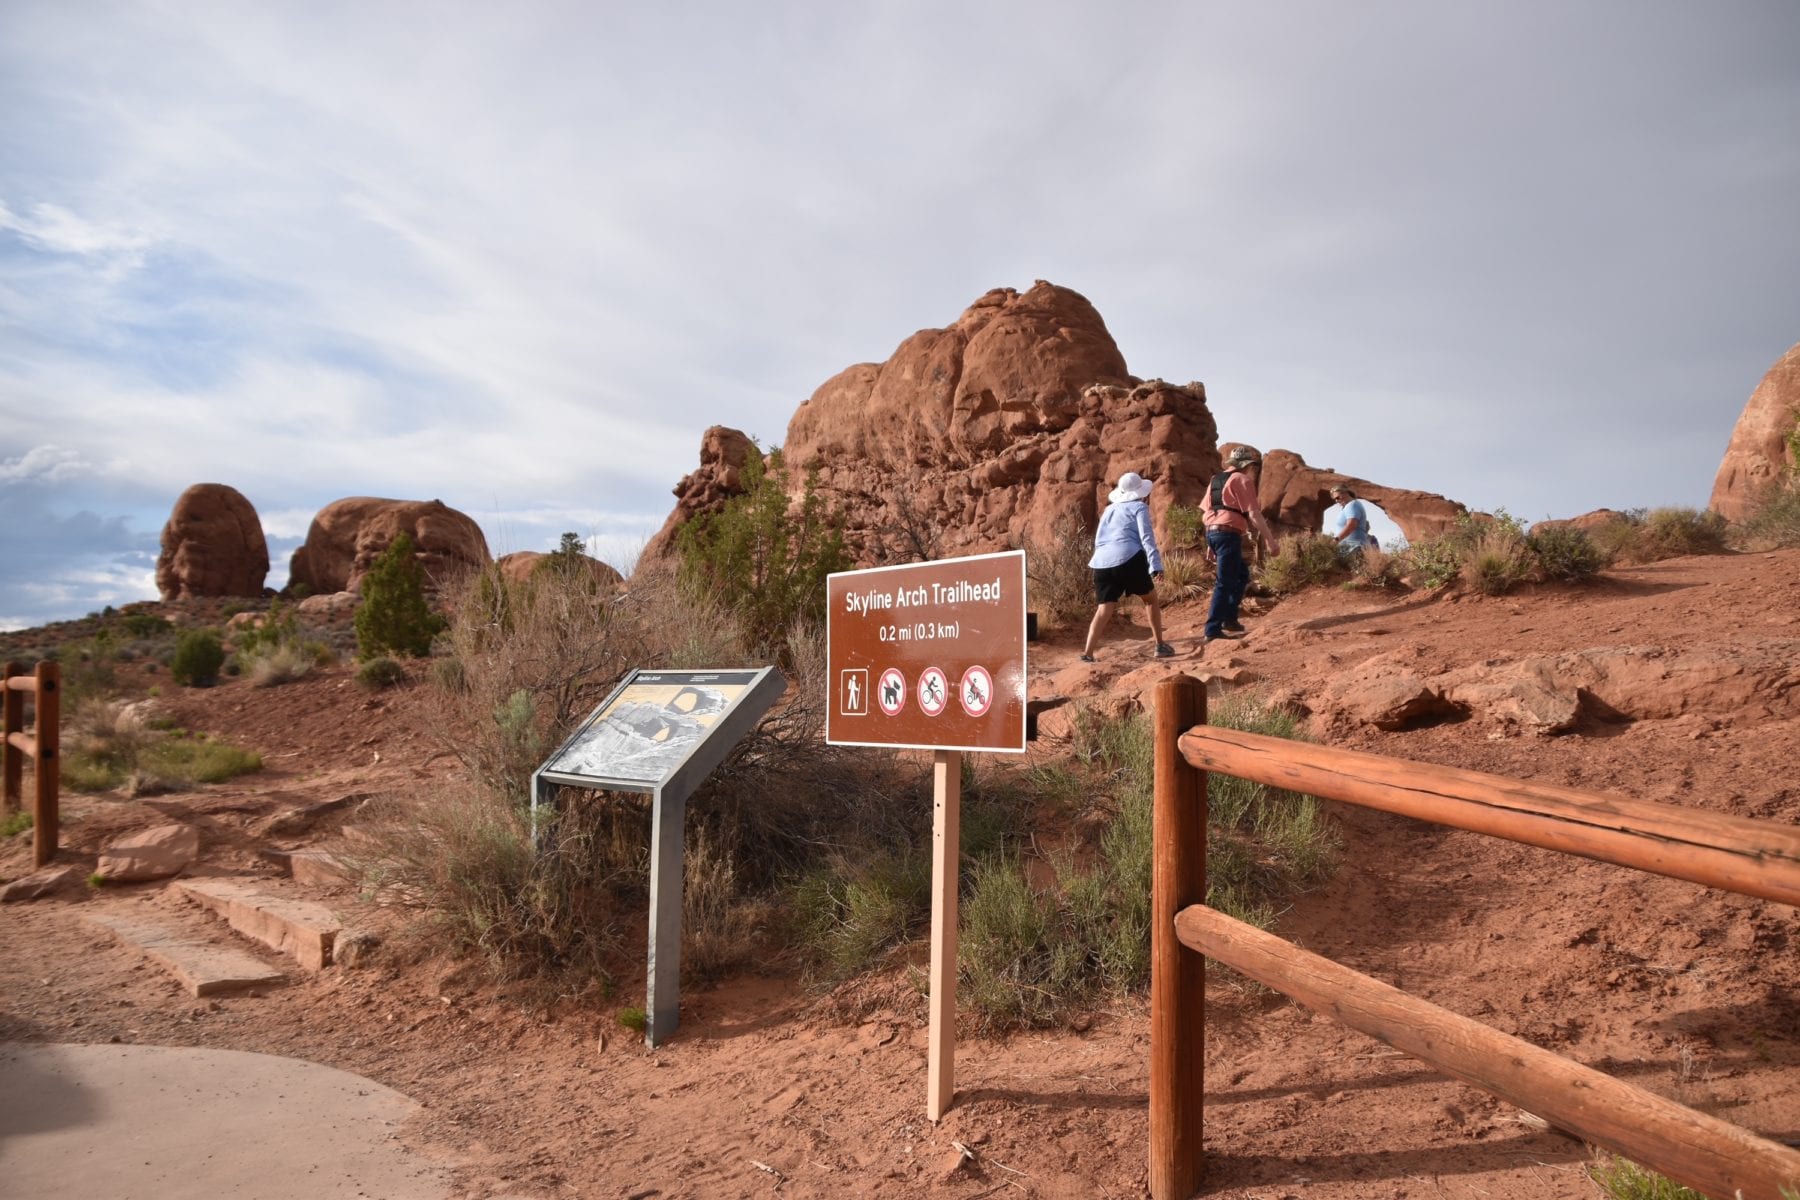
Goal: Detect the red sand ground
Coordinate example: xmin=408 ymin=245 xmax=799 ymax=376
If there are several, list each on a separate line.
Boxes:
xmin=3 ymin=549 xmax=1797 ymax=1199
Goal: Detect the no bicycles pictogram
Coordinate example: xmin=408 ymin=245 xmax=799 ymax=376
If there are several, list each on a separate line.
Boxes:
xmin=917 ymin=666 xmax=949 ymax=717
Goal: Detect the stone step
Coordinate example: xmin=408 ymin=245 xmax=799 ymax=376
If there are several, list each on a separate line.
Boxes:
xmin=82 ymin=911 xmax=286 ymax=997
xmin=258 ymin=847 xmax=350 ymax=886
xmin=174 ymin=878 xmax=344 ymax=970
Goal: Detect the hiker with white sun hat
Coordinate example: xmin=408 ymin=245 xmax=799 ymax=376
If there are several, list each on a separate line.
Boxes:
xmin=1080 ymin=470 xmax=1175 ymax=663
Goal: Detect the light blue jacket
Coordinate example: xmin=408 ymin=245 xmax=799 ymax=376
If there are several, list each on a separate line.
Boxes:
xmin=1088 ymin=500 xmax=1164 ymax=574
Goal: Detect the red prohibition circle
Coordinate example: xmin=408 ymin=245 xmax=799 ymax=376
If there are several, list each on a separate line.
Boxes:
xmin=917 ymin=667 xmax=949 ymax=716
xmin=958 ymin=665 xmax=993 ymax=717
xmin=876 ymin=668 xmax=907 ymax=716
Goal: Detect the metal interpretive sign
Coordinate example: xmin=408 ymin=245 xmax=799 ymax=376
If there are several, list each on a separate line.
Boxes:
xmin=532 ymin=666 xmax=785 ymax=1048
xmin=826 ymin=549 xmax=1027 ymax=754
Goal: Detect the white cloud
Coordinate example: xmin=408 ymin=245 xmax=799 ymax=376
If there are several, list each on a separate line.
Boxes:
xmin=0 ymin=444 xmax=95 ymax=485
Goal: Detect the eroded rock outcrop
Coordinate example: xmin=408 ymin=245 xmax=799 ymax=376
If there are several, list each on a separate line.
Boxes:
xmin=495 ymin=550 xmax=624 ymax=590
xmin=287 ymin=498 xmax=490 ymax=596
xmin=155 ymin=483 xmax=270 ymax=600
xmin=1710 ymin=341 xmax=1800 ymax=523
xmin=643 ymin=282 xmax=1222 ymax=567
xmin=1250 ymin=449 xmax=1469 ymax=545
xmin=641 ymin=427 xmax=757 ymax=564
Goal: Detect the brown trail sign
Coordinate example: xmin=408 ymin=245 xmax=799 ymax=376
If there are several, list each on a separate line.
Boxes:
xmin=827 ymin=550 xmax=1028 ymax=1121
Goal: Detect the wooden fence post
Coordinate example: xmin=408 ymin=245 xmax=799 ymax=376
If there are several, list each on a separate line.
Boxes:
xmin=32 ymin=662 xmax=59 ymax=867
xmin=1150 ymin=674 xmax=1206 ymax=1199
xmin=2 ymin=662 xmax=21 ymax=817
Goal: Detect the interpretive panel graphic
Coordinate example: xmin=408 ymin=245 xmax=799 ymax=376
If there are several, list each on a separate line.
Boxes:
xmin=826 ymin=550 xmax=1026 ymax=752
xmin=541 ymin=669 xmax=763 ymax=789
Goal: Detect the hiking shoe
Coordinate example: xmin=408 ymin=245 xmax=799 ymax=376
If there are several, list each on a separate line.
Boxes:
xmin=1078 ymin=654 xmax=1095 ymax=663
xmin=1154 ymin=643 xmax=1176 ymax=658
xmin=1222 ymin=621 xmax=1245 ymax=633
xmin=1202 ymin=631 xmax=1246 ymax=645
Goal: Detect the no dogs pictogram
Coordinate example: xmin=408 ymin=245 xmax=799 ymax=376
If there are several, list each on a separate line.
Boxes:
xmin=958 ymin=665 xmax=993 ymax=717
xmin=917 ymin=667 xmax=949 ymax=717
xmin=877 ymin=668 xmax=907 ymax=716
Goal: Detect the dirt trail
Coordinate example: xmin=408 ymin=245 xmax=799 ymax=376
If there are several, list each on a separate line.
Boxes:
xmin=4 ymin=550 xmax=1798 ymax=1198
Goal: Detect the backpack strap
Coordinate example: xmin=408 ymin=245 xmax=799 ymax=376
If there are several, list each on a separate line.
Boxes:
xmin=1209 ymin=472 xmax=1251 ymax=521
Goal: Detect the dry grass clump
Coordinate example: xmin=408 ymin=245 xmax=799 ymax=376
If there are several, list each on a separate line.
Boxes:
xmin=1732 ymin=478 xmax=1800 ymax=550
xmin=1157 ymin=551 xmax=1212 ymax=603
xmin=1587 ymin=507 xmax=1729 ymax=564
xmin=1023 ymin=512 xmax=1095 ymax=630
xmin=1461 ymin=520 xmax=1535 ymax=595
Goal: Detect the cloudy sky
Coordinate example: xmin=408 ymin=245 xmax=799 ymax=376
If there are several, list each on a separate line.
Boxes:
xmin=3 ymin=2 xmax=1797 ymax=630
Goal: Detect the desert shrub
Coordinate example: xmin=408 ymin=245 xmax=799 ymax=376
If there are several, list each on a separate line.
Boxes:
xmin=958 ymin=693 xmax=1336 ymax=1030
xmin=1527 ymin=523 xmax=1609 ymax=581
xmin=1158 ymin=551 xmax=1212 ymax=604
xmin=62 ymin=703 xmax=260 ymax=792
xmin=357 ymin=656 xmax=407 ymax=689
xmin=1461 ymin=514 xmax=1533 ymax=595
xmin=170 ymin=630 xmax=225 ymax=687
xmin=1589 ymin=507 xmax=1730 ymax=564
xmin=1638 ymin=507 xmax=1729 ymax=560
xmin=1260 ymin=533 xmax=1345 ymax=594
xmin=1586 ymin=1154 xmax=1705 ymax=1200
xmin=790 ymin=848 xmax=932 ymax=983
xmin=355 ymin=532 xmax=447 ymax=659
xmin=1165 ymin=503 xmax=1206 ymax=550
xmin=120 ymin=612 xmax=171 ymax=638
xmin=1733 ymin=478 xmax=1800 ymax=550
xmin=676 ymin=446 xmax=848 ymax=655
xmin=1022 ymin=512 xmax=1095 ymax=630
xmin=1345 ymin=543 xmax=1404 ymax=589
xmin=245 ymin=641 xmax=317 ymax=688
xmin=2 ymin=810 xmax=34 ymax=837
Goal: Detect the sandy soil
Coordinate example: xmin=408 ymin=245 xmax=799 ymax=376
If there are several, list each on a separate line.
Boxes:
xmin=3 ymin=550 xmax=1798 ymax=1199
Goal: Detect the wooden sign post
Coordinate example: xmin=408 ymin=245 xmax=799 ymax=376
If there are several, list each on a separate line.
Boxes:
xmin=826 ymin=551 xmax=1027 ymax=1120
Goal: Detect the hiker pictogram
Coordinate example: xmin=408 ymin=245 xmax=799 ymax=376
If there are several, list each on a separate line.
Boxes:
xmin=877 ymin=667 xmax=907 ymax=716
xmin=959 ymin=665 xmax=993 ymax=717
xmin=918 ymin=667 xmax=949 ymax=717
xmin=840 ymin=668 xmax=868 ymax=716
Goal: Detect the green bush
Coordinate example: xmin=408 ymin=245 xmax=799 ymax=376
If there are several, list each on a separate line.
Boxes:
xmin=1527 ymin=523 xmax=1609 ymax=581
xmin=170 ymin=630 xmax=225 ymax=687
xmin=676 ymin=446 xmax=849 ymax=655
xmin=1586 ymin=1154 xmax=1705 ymax=1199
xmin=357 ymin=656 xmax=407 ymax=689
xmin=1259 ymin=533 xmax=1345 ymax=594
xmin=1639 ymin=507 xmax=1728 ymax=559
xmin=1165 ymin=503 xmax=1206 ymax=550
xmin=120 ymin=613 xmax=171 ymax=638
xmin=1 ymin=810 xmax=32 ymax=838
xmin=355 ymin=532 xmax=447 ymax=659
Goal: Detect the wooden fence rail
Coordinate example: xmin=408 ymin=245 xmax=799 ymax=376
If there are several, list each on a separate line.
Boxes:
xmin=3 ymin=660 xmax=61 ymax=867
xmin=1149 ymin=673 xmax=1800 ymax=1200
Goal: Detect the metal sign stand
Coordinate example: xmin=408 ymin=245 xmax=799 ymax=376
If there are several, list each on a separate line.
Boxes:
xmin=530 ymin=666 xmax=785 ymax=1048
xmin=926 ymin=749 xmax=962 ymax=1120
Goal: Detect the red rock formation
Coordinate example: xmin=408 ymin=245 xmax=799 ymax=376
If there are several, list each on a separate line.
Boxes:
xmin=640 ymin=282 xmax=1479 ymax=570
xmin=1531 ymin=508 xmax=1632 ymax=533
xmin=495 ymin=550 xmax=624 ymax=590
xmin=641 ymin=427 xmax=756 ymax=565
xmin=155 ymin=483 xmax=270 ymax=600
xmin=287 ymin=498 xmax=490 ymax=596
xmin=643 ymin=283 xmax=1221 ymax=570
xmin=1249 ymin=448 xmax=1469 ymax=544
xmin=1709 ymin=341 xmax=1799 ymax=522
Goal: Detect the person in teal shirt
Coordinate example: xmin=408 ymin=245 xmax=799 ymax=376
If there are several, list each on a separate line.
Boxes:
xmin=1331 ymin=485 xmax=1372 ymax=556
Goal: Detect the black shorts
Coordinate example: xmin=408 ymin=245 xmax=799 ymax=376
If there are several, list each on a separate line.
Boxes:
xmin=1093 ymin=550 xmax=1153 ymax=603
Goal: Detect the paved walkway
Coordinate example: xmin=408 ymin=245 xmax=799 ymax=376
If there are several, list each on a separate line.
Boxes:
xmin=0 ymin=1042 xmax=452 ymax=1199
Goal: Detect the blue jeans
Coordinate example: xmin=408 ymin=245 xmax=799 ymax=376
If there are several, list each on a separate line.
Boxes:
xmin=1204 ymin=528 xmax=1247 ymax=637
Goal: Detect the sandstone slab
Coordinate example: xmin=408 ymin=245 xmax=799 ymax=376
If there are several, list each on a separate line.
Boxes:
xmin=175 ymin=878 xmax=344 ymax=970
xmin=97 ymin=823 xmax=201 ymax=882
xmin=81 ymin=911 xmax=285 ymax=996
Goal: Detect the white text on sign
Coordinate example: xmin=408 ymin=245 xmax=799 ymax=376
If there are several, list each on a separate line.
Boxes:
xmin=843 ymin=576 xmax=1005 ymax=616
